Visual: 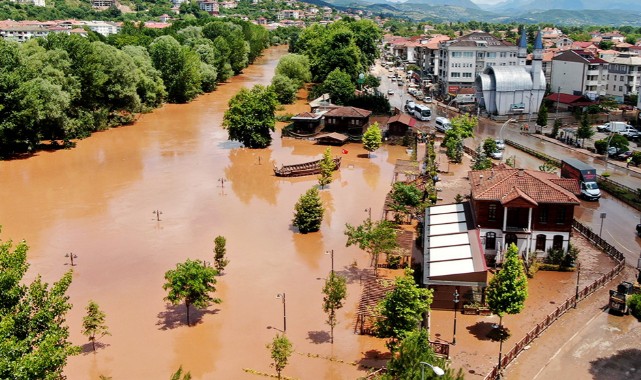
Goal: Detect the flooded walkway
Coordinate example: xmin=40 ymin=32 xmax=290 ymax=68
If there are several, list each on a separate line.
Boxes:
xmin=0 ymin=45 xmax=408 ymax=379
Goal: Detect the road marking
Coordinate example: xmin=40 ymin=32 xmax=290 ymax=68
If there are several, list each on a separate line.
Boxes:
xmin=531 ymin=307 xmax=605 ymax=380
xmin=605 ymin=230 xmax=635 ymax=253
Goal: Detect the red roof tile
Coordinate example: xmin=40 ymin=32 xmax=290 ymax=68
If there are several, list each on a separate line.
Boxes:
xmin=387 ymin=113 xmax=417 ymax=127
xmin=469 ymin=168 xmax=580 ymax=204
xmin=323 ymin=106 xmax=371 ymax=118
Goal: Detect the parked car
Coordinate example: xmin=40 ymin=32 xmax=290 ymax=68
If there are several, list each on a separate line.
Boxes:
xmin=387 ymin=89 xmax=395 ymax=95
xmin=407 ymin=88 xmax=417 ymax=96
xmin=618 ymin=126 xmax=640 ymax=139
xmin=415 ymin=93 xmax=424 ymax=101
xmin=608 ymin=146 xmax=620 ymax=156
xmin=424 ymin=96 xmax=433 ymax=103
xmin=435 ymin=117 xmax=452 ymax=133
xmin=490 ymin=150 xmax=503 ymax=160
xmin=495 ymin=139 xmax=506 ymax=150
xmin=405 ymin=100 xmax=416 ymax=113
xmin=616 ymin=151 xmax=633 ymax=161
xmin=397 ymin=81 xmax=404 ymax=86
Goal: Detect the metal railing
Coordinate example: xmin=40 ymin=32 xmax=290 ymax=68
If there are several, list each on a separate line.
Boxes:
xmin=483 ymin=219 xmax=625 ymax=380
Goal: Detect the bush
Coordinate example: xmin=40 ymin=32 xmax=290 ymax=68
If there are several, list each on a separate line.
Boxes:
xmin=594 ymin=139 xmax=608 ymax=154
xmin=628 ymin=293 xmax=641 ymax=320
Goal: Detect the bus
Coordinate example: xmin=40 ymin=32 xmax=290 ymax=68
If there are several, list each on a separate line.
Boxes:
xmin=413 ymin=104 xmax=432 ymax=121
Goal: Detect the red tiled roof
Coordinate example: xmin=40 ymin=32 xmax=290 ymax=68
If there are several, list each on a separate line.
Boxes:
xmin=544 ymin=93 xmax=595 ymax=106
xmin=323 ymin=106 xmax=371 ymax=118
xmin=387 ymin=113 xmax=417 ymax=127
xmin=469 ymin=168 xmax=580 ymax=204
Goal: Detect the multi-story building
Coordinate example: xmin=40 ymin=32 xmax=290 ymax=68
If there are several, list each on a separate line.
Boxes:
xmin=92 ymin=0 xmax=114 ymax=7
xmin=198 ymin=0 xmax=219 ymax=14
xmin=605 ymin=54 xmax=641 ymax=101
xmin=0 ymin=26 xmax=51 ymax=42
xmin=415 ymin=35 xmax=450 ymax=80
xmin=278 ymin=10 xmax=301 ymax=20
xmin=551 ymin=50 xmax=609 ymax=99
xmin=83 ymin=21 xmax=121 ymax=36
xmin=438 ymin=32 xmax=519 ymax=96
xmin=10 ymin=0 xmax=45 ymax=6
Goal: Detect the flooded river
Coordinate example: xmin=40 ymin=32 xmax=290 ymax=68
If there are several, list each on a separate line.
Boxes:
xmin=0 ymin=45 xmax=408 ymax=379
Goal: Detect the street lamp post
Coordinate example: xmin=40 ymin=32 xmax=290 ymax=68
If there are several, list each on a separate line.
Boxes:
xmin=276 ymin=293 xmax=286 ymax=333
xmin=365 ymin=207 xmax=372 ymax=221
xmin=452 ymin=288 xmax=459 ymax=345
xmin=325 ymin=249 xmax=334 ymax=276
xmin=637 ymin=253 xmax=641 ymax=283
xmin=65 ymin=252 xmax=78 ymax=266
xmin=574 ymin=262 xmax=581 ymax=308
xmin=420 ymin=361 xmax=445 ymax=379
xmin=555 ymin=86 xmax=561 ymax=121
xmin=499 ymin=118 xmax=518 ymax=143
xmin=527 ymin=90 xmax=534 ymax=133
xmin=599 ymin=212 xmax=607 ymax=237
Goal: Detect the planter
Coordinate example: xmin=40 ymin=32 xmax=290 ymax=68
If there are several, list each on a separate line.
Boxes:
xmin=478 ymin=307 xmax=492 ymax=316
xmin=462 ymin=305 xmax=479 ymax=315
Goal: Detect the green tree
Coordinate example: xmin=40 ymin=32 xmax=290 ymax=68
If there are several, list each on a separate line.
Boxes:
xmin=170 ymin=366 xmax=192 ymax=380
xmin=318 ymin=147 xmax=336 ymax=189
xmin=81 ymin=300 xmax=110 ymax=351
xmin=321 ymin=68 xmax=355 ymax=106
xmin=213 ymin=235 xmax=229 ymax=274
xmin=345 ymin=219 xmax=398 ymax=272
xmin=538 ymin=161 xmax=557 ymax=173
xmin=275 ymin=53 xmax=311 ymax=88
xmin=382 ymin=329 xmax=464 ymax=380
xmin=0 ymin=234 xmax=80 ymax=379
xmin=443 ymin=114 xmax=476 ymax=163
xmin=162 ymin=259 xmax=221 ymax=326
xmin=536 ymin=102 xmax=548 ymax=128
xmin=223 ymin=85 xmax=278 ymax=148
xmin=148 ymin=35 xmax=202 ymax=103
xmin=550 ymin=118 xmax=562 ymax=139
xmin=486 ymin=243 xmax=528 ymax=359
xmin=576 ymin=113 xmax=594 ymax=146
xmin=322 ymin=272 xmax=347 ymax=344
xmin=267 ymin=334 xmax=293 ymax=380
xmin=375 ymin=269 xmax=433 ymax=351
xmin=608 ymin=134 xmax=630 ymax=153
xmin=363 ymin=122 xmax=383 ymax=157
xmin=482 ymin=138 xmax=498 ymax=158
xmin=472 ymin=146 xmax=492 ymax=170
xmin=270 ymin=74 xmax=297 ymax=104
xmin=292 ymin=187 xmax=324 ymax=233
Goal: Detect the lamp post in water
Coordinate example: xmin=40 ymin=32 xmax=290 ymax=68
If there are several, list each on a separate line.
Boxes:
xmin=276 ymin=293 xmax=286 ymax=333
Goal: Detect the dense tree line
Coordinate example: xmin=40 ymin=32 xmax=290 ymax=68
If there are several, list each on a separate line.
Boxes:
xmin=0 ymin=18 xmax=269 ymax=158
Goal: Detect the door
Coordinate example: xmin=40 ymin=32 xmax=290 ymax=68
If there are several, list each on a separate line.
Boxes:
xmin=505 ymin=233 xmax=518 ymax=249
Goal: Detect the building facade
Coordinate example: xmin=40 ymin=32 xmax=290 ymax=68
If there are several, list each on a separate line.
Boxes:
xmin=605 ymin=54 xmax=641 ymax=101
xmin=438 ymin=32 xmax=519 ymax=97
xmin=551 ymin=50 xmax=609 ymax=99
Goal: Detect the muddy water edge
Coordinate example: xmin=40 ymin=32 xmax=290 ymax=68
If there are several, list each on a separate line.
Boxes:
xmin=0 ymin=44 xmax=409 ymax=379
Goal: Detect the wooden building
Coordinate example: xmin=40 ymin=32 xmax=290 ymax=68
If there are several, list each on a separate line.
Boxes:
xmin=386 ymin=113 xmax=417 ymax=136
xmin=322 ymin=106 xmax=372 ymax=134
xmin=290 ymin=112 xmax=323 ymax=135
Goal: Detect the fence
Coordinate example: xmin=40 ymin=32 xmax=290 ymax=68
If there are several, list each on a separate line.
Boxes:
xmin=483 ymin=219 xmax=626 ymax=380
xmin=504 ymin=140 xmax=561 ymax=167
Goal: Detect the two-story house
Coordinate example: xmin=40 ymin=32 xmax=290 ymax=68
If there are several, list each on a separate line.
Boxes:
xmin=469 ymin=167 xmax=580 ymax=262
xmin=322 ymin=106 xmax=371 ymax=134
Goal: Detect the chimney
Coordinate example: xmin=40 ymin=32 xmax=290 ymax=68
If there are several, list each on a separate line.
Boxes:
xmin=518 ymin=168 xmax=524 ymax=177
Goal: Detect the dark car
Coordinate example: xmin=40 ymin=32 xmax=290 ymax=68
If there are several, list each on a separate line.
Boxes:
xmin=616 ymin=151 xmax=633 ymax=161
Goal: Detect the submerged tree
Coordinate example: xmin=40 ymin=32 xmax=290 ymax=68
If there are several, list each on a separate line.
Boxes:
xmin=322 ymin=272 xmax=347 ymax=343
xmin=0 ymin=232 xmax=80 ymax=379
xmin=267 ymin=334 xmax=293 ymax=380
xmin=223 ymin=85 xmax=278 ymax=148
xmin=81 ymin=300 xmax=110 ymax=351
xmin=213 ymin=235 xmax=229 ymax=274
xmin=363 ymin=122 xmax=383 ymax=158
xmin=292 ymin=187 xmax=324 ymax=233
xmin=318 ymin=148 xmax=336 ymax=189
xmin=345 ymin=218 xmax=398 ymax=273
xmin=163 ymin=259 xmax=221 ymax=326
xmin=170 ymin=366 xmax=192 ymax=380
xmin=375 ymin=269 xmax=433 ymax=352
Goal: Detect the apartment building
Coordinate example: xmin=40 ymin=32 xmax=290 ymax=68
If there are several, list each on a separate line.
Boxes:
xmin=551 ymin=50 xmax=609 ymax=99
xmin=605 ymin=54 xmax=641 ymax=101
xmin=438 ymin=32 xmax=519 ymax=96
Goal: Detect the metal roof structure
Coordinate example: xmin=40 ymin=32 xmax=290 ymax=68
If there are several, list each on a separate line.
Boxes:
xmin=422 ymin=203 xmax=488 ymax=287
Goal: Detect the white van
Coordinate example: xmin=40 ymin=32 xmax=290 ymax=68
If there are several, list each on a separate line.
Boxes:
xmin=413 ymin=104 xmax=432 ymax=121
xmin=435 ymin=117 xmax=452 ymax=132
xmin=597 ymin=121 xmax=632 ymax=133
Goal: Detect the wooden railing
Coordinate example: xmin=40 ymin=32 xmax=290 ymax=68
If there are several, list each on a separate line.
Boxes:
xmin=483 ymin=219 xmax=626 ymax=380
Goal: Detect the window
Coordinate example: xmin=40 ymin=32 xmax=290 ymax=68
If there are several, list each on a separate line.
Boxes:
xmin=452 ymin=52 xmax=462 ymax=58
xmin=500 ymin=52 xmax=507 ymax=58
xmin=619 ymin=86 xmax=623 ymax=91
xmin=535 ymin=234 xmax=546 ymax=251
xmin=538 ymin=206 xmax=548 ymax=223
xmin=463 ymin=52 xmax=474 ymax=58
xmin=556 ymin=207 xmax=566 ymax=224
xmin=552 ymin=235 xmax=564 ymax=250
xmin=477 ymin=52 xmax=484 ymax=58
xmin=463 ymin=72 xmax=472 ymax=78
xmin=487 ymin=52 xmax=496 ymax=58
xmin=488 ymin=204 xmax=497 ymax=221
xmin=485 ymin=232 xmax=496 ymax=250
xmin=451 ymin=72 xmax=461 ymax=78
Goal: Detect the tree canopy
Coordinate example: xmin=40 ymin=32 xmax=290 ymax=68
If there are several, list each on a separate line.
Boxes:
xmin=223 ymin=85 xmax=278 ymax=148
xmin=267 ymin=334 xmax=293 ymax=380
xmin=163 ymin=259 xmax=221 ymax=326
xmin=322 ymin=272 xmax=347 ymax=344
xmin=375 ymin=269 xmax=433 ymax=351
xmin=0 ymin=234 xmax=80 ymax=379
xmin=487 ymin=243 xmax=528 ymax=319
xmin=292 ymin=187 xmax=324 ymax=233
xmin=345 ymin=219 xmax=398 ymax=271
xmin=363 ymin=122 xmax=383 ymax=157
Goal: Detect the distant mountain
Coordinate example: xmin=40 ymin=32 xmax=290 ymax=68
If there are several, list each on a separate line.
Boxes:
xmin=485 ymin=0 xmax=641 ymax=12
xmin=371 ymin=0 xmax=480 ymax=8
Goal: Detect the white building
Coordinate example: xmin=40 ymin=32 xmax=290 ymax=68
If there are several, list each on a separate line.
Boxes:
xmin=438 ymin=32 xmax=519 ymax=97
xmin=604 ymin=54 xmax=641 ymax=102
xmin=475 ymin=29 xmax=546 ymax=117
xmin=551 ymin=50 xmax=609 ymax=99
xmin=0 ymin=26 xmax=51 ymax=42
xmin=199 ymin=0 xmax=219 ymax=14
xmin=83 ymin=21 xmax=121 ymax=36
xmin=278 ymin=10 xmax=301 ymax=20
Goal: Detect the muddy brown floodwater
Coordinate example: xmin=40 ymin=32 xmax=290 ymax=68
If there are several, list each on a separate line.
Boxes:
xmin=0 ymin=45 xmax=409 ymax=379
